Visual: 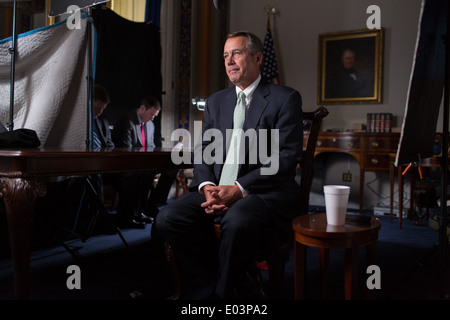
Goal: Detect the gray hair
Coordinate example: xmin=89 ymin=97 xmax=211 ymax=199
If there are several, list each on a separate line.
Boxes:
xmin=226 ymin=31 xmax=263 ymax=56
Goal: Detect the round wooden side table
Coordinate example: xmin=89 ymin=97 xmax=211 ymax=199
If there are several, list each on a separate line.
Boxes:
xmin=292 ymin=212 xmax=381 ymax=300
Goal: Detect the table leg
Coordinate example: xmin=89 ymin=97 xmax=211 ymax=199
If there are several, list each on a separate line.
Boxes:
xmin=344 ymin=243 xmax=359 ymax=300
xmin=0 ymin=178 xmax=46 ymax=299
xmin=398 ymin=165 xmax=403 ymax=229
xmin=294 ymin=240 xmax=306 ymax=300
xmin=319 ymin=247 xmax=329 ymax=299
xmin=408 ymin=171 xmax=415 ymax=228
xmin=390 ymin=161 xmax=394 ymax=224
xmin=359 ymin=168 xmax=364 ymax=213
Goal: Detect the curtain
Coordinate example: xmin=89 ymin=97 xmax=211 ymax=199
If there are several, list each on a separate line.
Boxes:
xmin=145 ymin=0 xmax=161 ymax=27
xmin=92 ymin=6 xmax=162 ymax=147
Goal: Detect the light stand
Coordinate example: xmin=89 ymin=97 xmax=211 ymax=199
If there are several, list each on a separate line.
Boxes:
xmin=1 ymin=0 xmax=34 ymax=131
xmin=438 ymin=0 xmax=450 ymax=296
xmin=7 ymin=0 xmax=17 ymax=132
xmin=414 ymin=1 xmax=450 ymax=298
xmin=86 ymin=8 xmax=93 ymax=149
xmin=393 ymin=0 xmax=449 ymax=299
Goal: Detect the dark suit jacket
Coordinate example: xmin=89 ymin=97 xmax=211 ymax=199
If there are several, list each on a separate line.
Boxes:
xmin=112 ymin=110 xmax=155 ymax=149
xmin=94 ymin=115 xmax=114 ymax=148
xmin=190 ymin=80 xmax=304 ymax=231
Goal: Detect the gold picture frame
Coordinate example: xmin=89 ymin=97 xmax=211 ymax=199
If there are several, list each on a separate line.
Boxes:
xmin=317 ymin=28 xmax=384 ymax=105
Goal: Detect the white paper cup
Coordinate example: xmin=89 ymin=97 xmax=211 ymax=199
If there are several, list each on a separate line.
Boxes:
xmin=324 ymin=185 xmax=350 ymax=225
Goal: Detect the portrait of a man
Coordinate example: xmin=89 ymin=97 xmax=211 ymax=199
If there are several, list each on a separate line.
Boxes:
xmin=318 ymin=29 xmax=383 ymax=104
xmin=328 ymin=48 xmax=373 ymax=98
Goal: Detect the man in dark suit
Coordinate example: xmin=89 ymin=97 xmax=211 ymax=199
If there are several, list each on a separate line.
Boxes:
xmin=112 ymin=97 xmax=178 ymax=228
xmin=156 ymin=31 xmax=303 ymax=299
xmin=56 ymin=84 xmax=116 ymax=235
xmin=91 ymin=84 xmax=115 ymax=207
xmin=112 ymin=96 xmax=159 ymax=150
xmin=93 ymin=84 xmax=114 ymax=149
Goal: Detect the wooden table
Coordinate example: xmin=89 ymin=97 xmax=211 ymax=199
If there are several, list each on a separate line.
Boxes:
xmin=305 ymin=132 xmax=400 ymax=212
xmin=0 ymin=147 xmax=190 ymax=299
xmin=292 ymin=212 xmax=381 ymax=300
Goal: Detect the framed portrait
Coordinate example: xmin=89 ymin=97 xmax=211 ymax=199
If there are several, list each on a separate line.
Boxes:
xmin=317 ymin=28 xmax=384 ymax=105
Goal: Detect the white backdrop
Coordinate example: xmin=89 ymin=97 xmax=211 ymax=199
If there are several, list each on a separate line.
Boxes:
xmin=0 ymin=15 xmax=90 ymax=149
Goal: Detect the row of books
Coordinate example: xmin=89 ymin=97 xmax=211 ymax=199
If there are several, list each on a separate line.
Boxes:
xmin=367 ymin=113 xmax=393 ymax=132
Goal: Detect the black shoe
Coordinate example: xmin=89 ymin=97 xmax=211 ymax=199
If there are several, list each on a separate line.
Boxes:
xmin=119 ymin=219 xmax=146 ymax=229
xmin=136 ymin=213 xmax=154 ymax=224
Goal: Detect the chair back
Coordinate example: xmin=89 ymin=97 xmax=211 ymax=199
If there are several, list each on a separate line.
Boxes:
xmin=298 ymin=106 xmax=329 ymax=215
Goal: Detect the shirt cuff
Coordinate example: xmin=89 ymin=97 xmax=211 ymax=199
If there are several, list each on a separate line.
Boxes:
xmin=199 ymin=181 xmax=215 ymax=193
xmin=199 ymin=181 xmax=247 ymax=197
xmin=235 ymin=181 xmax=248 ymax=197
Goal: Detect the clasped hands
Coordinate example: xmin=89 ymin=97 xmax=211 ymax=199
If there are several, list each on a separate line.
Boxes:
xmin=201 ymin=184 xmax=243 ymax=216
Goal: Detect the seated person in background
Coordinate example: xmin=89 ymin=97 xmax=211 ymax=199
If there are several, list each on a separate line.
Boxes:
xmin=112 ymin=96 xmax=178 ymax=229
xmin=92 ymin=84 xmax=114 ymax=149
xmin=91 ymin=84 xmax=115 ymax=207
xmin=69 ymin=85 xmax=115 ymax=232
xmin=37 ymin=85 xmax=117 ymax=237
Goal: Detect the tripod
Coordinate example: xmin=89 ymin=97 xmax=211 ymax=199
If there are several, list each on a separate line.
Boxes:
xmin=61 ymin=175 xmax=128 ymax=259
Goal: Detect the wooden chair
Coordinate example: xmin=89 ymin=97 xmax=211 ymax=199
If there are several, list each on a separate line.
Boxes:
xmin=174 ymin=168 xmax=194 ymax=198
xmin=164 ymin=106 xmax=329 ymax=300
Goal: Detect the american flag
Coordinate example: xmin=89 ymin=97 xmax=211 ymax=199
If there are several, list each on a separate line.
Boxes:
xmin=261 ymin=21 xmax=280 ymax=84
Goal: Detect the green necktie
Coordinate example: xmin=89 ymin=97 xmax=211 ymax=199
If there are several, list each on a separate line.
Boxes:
xmin=219 ymin=91 xmax=246 ymax=185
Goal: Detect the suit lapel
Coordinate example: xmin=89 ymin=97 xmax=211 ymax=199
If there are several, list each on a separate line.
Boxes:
xmin=94 ymin=118 xmax=105 ymax=145
xmin=131 ymin=113 xmax=144 ymax=147
xmin=244 ymin=82 xmax=269 ymax=131
xmin=221 ymin=89 xmax=236 ymax=130
xmin=222 ymin=83 xmax=270 ymax=132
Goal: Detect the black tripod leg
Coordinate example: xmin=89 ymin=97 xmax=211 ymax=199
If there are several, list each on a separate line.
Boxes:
xmin=115 ymin=227 xmax=129 ymax=248
xmin=61 ymin=242 xmax=82 ymax=260
xmin=85 ymin=176 xmax=129 ymax=248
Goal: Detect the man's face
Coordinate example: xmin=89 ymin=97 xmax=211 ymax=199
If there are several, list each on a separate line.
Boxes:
xmin=93 ymin=100 xmax=107 ymax=118
xmin=141 ymin=106 xmax=160 ymax=123
xmin=341 ymin=50 xmax=355 ymax=69
xmin=223 ymin=36 xmax=262 ymax=90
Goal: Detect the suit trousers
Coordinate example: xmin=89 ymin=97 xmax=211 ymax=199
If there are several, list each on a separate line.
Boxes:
xmin=147 ymin=169 xmax=179 ymax=216
xmin=115 ymin=171 xmax=151 ymax=223
xmin=155 ymin=191 xmax=277 ymax=299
